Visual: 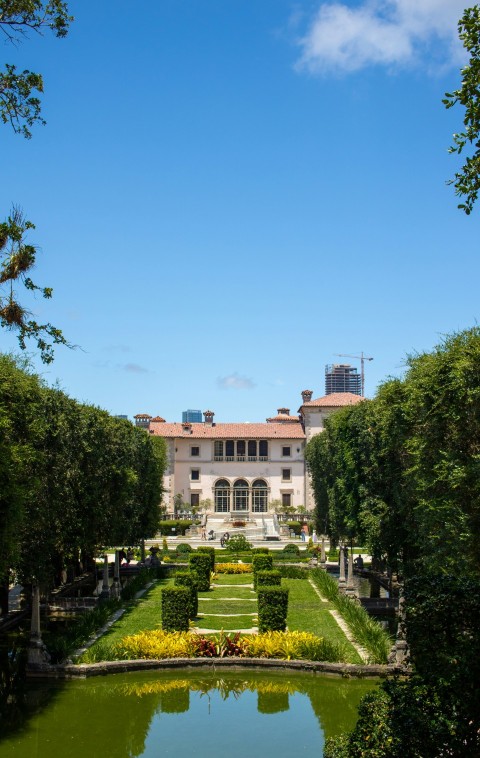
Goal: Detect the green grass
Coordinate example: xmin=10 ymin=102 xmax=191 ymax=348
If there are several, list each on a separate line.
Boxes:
xmin=284 ymin=578 xmax=362 ymax=664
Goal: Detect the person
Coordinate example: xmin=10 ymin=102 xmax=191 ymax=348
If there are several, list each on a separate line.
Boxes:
xmin=312 ymin=530 xmax=318 ymax=543
xmin=201 ymin=525 xmax=206 ymax=540
xmin=224 ymin=531 xmax=230 ymax=541
xmin=207 ymin=529 xmax=215 ymax=541
xmin=301 ymin=523 xmax=308 ymax=542
xmin=354 ymin=554 xmax=364 ymax=570
xmin=119 ymin=548 xmax=127 ymax=564
xmin=126 ymin=548 xmax=134 ymax=564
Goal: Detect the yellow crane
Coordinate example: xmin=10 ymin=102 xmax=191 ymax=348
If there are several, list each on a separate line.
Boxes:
xmin=334 ymin=352 xmax=373 ymax=396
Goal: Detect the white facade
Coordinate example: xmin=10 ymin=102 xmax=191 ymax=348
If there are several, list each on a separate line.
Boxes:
xmin=138 ymin=391 xmax=364 ymax=518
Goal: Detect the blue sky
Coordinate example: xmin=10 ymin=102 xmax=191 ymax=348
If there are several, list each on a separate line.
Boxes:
xmin=1 ymin=0 xmax=477 ymax=422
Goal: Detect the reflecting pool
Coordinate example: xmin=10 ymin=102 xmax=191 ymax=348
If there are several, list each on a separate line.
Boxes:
xmin=0 ymin=669 xmax=379 ymax=758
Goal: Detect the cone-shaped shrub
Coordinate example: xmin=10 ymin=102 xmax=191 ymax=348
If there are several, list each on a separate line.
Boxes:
xmin=258 ymin=586 xmax=289 ymax=632
xmin=161 ymin=586 xmax=190 ymax=632
xmin=189 ymin=553 xmax=211 ymax=591
xmin=174 ymin=571 xmax=198 ymax=618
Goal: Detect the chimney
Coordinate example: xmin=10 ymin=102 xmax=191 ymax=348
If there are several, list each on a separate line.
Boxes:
xmin=277 ymin=407 xmax=290 ymax=416
xmin=203 ymin=410 xmax=215 ymax=426
xmin=301 ymin=390 xmax=313 ymax=404
xmin=182 ymin=422 xmax=192 ymax=434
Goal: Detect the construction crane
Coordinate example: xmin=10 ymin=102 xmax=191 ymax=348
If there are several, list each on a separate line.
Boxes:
xmin=334 ymin=352 xmax=373 ymax=397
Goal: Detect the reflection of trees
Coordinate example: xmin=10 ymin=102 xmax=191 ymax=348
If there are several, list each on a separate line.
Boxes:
xmin=0 ymin=669 xmax=380 ymax=754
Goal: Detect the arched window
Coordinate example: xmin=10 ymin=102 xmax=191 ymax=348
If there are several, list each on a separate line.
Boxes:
xmin=233 ymin=479 xmax=249 ymax=512
xmin=252 ymin=479 xmax=268 ymax=512
xmin=214 ymin=479 xmax=230 ymax=513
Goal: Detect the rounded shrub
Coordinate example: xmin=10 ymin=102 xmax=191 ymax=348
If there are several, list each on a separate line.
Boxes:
xmin=161 ymin=586 xmax=190 ymax=632
xmin=282 ymin=543 xmax=300 ymax=556
xmin=176 ymin=543 xmax=193 ymax=555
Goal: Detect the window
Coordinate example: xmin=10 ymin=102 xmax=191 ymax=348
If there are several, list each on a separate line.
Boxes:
xmin=259 ymin=440 xmax=268 ymax=460
xmin=225 ymin=440 xmax=235 ymax=459
xmin=191 ymin=493 xmax=200 ymax=507
xmin=236 ymin=440 xmax=246 ymax=460
xmin=233 ymin=479 xmax=249 ymax=511
xmin=214 ymin=440 xmax=223 ymax=460
xmin=191 ymin=469 xmax=200 ymax=481
xmin=282 ymin=468 xmax=291 ymax=482
xmin=215 ymin=479 xmax=230 ymax=512
xmin=191 ymin=446 xmax=200 ymax=457
xmin=282 ymin=493 xmax=291 ymax=507
xmin=252 ymin=479 xmax=268 ymax=512
xmin=282 ymin=446 xmax=291 ymax=457
xmin=248 ymin=440 xmax=257 ymax=460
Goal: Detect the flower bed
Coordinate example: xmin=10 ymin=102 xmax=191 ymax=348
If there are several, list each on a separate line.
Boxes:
xmin=215 ymin=563 xmax=252 ymax=574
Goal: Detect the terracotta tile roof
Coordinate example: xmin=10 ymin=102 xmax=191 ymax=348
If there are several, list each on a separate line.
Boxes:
xmin=134 ymin=413 xmax=152 ymax=419
xmin=150 ymin=416 xmax=166 ymax=422
xmin=149 ymin=421 xmax=306 ymax=439
xmin=301 ymin=392 xmax=365 ymax=408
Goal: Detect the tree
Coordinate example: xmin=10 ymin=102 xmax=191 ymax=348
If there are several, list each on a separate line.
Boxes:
xmin=1 ymin=1 xmax=73 ymax=360
xmin=0 ymin=207 xmax=69 ymax=363
xmin=444 ymin=5 xmax=480 ymax=214
xmin=0 ymin=1 xmax=72 ymax=138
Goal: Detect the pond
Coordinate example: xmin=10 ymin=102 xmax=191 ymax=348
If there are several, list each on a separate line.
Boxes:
xmin=0 ymin=669 xmax=379 ymax=758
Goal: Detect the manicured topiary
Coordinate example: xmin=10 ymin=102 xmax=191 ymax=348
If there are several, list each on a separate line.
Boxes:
xmin=252 ymin=547 xmax=269 ymax=554
xmin=257 ymin=586 xmax=289 ymax=633
xmin=252 ymin=553 xmax=273 ymax=589
xmin=176 ymin=542 xmax=193 ymax=555
xmin=282 ymin=543 xmax=300 ymax=556
xmin=256 ymin=570 xmax=282 ymax=588
xmin=161 ymin=586 xmax=190 ymax=632
xmin=197 ymin=546 xmax=215 ymax=572
xmin=174 ymin=570 xmax=198 ymax=618
xmin=189 ymin=553 xmax=211 ymax=591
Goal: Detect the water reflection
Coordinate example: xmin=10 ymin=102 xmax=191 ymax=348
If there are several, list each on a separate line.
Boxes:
xmin=0 ymin=670 xmax=378 ymax=758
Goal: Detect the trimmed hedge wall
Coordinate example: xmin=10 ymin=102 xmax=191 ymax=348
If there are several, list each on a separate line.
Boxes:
xmin=161 ymin=586 xmax=190 ymax=631
xmin=197 ymin=546 xmax=215 ymax=572
xmin=189 ymin=553 xmax=211 ymax=591
xmin=256 ymin=570 xmax=282 ymax=588
xmin=157 ymin=520 xmax=195 ymax=536
xmin=174 ymin=570 xmax=198 ymax=618
xmin=258 ymin=586 xmax=289 ymax=633
xmin=252 ymin=547 xmax=270 ymax=555
xmin=252 ymin=554 xmax=273 ymax=589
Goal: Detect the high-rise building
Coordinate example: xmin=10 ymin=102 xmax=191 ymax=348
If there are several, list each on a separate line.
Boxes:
xmin=325 ymin=364 xmax=361 ymax=396
xmin=182 ymin=409 xmax=203 ymax=423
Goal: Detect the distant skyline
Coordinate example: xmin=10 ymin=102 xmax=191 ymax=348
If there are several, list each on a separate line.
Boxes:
xmin=1 ymin=0 xmax=477 ymax=423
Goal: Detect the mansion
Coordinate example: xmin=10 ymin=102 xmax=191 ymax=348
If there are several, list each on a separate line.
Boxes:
xmin=136 ymin=391 xmax=363 ymax=527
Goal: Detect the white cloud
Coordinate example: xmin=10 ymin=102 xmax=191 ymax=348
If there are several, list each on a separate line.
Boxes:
xmin=121 ymin=363 xmax=149 ymax=374
xmin=217 ymin=372 xmax=256 ymax=390
xmin=296 ymin=0 xmax=469 ymax=74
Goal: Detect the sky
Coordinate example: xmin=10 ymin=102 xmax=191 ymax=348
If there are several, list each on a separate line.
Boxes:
xmin=1 ymin=0 xmax=478 ymax=423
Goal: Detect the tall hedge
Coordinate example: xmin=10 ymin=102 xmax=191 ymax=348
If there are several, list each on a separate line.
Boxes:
xmin=252 ymin=554 xmax=273 ymax=589
xmin=189 ymin=553 xmax=211 ymax=591
xmin=256 ymin=570 xmax=282 ymax=588
xmin=197 ymin=546 xmax=215 ymax=572
xmin=258 ymin=586 xmax=289 ymax=632
xmin=161 ymin=586 xmax=190 ymax=632
xmin=174 ymin=570 xmax=198 ymax=618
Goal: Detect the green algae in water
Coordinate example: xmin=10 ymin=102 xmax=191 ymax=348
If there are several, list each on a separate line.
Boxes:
xmin=0 ymin=670 xmax=379 ymax=758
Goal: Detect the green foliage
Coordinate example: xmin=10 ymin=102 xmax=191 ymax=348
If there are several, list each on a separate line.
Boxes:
xmin=286 ymin=521 xmax=302 ymax=535
xmin=161 ymin=586 xmax=190 ymax=632
xmin=257 ymin=586 xmax=289 ymax=633
xmin=157 ymin=520 xmax=193 ymax=536
xmin=443 ymin=6 xmax=480 ymax=214
xmin=282 ymin=543 xmax=300 ymax=556
xmin=225 ymin=533 xmax=253 ymax=553
xmin=188 ymin=553 xmax=211 ymax=591
xmin=252 ymin=553 xmax=273 ymax=589
xmin=251 ymin=547 xmax=269 ymax=554
xmin=256 ymin=569 xmax=282 ymax=588
xmin=174 ymin=571 xmax=198 ymax=619
xmin=175 ymin=543 xmax=193 ymax=555
xmin=0 ymin=207 xmax=70 ymax=362
xmin=276 ymin=565 xmax=309 ymax=579
xmin=196 ymin=545 xmax=215 ymax=572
